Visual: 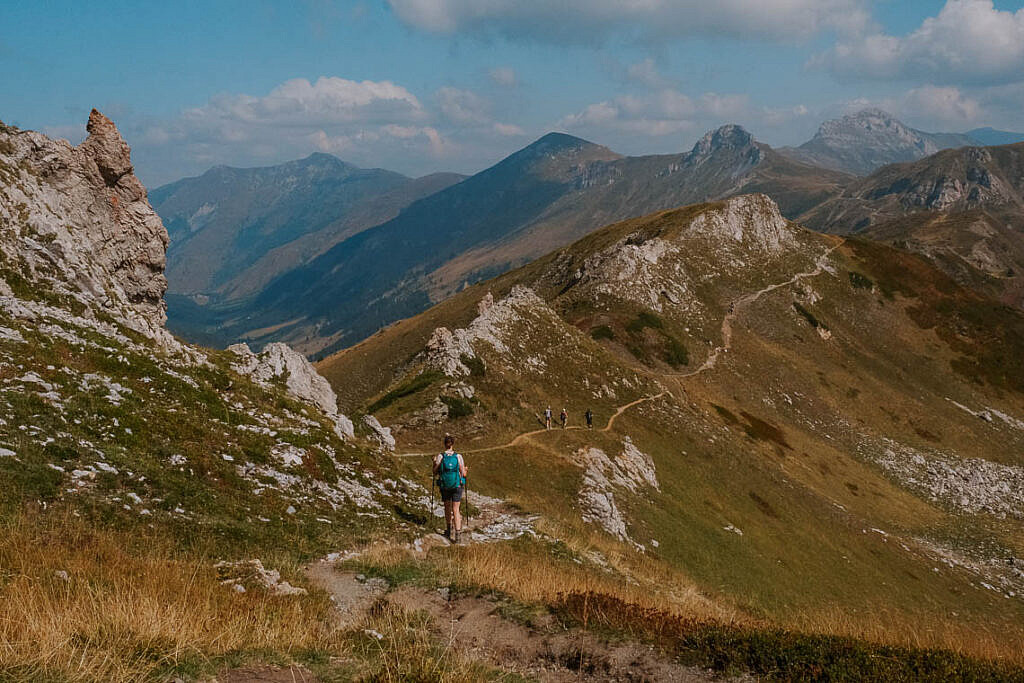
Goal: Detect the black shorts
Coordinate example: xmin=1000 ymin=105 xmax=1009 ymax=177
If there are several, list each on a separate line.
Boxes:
xmin=440 ymin=487 xmax=463 ymax=503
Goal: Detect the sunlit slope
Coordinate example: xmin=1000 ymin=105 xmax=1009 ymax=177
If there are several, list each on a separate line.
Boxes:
xmin=318 ymin=194 xmax=1024 ymax=654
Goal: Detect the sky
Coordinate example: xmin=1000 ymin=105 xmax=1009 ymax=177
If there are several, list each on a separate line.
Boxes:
xmin=3 ymin=1 xmax=1024 ymax=186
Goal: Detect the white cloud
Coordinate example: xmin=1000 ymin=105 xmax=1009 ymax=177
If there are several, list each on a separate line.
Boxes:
xmin=819 ymin=0 xmax=1024 ymax=85
xmin=488 ymin=66 xmax=519 ymax=87
xmin=556 ymin=86 xmax=814 ymax=151
xmin=387 ymin=0 xmax=869 ymax=43
xmin=626 ymin=58 xmax=669 ymax=89
xmin=435 ymin=86 xmax=491 ymax=124
xmin=492 ymin=122 xmax=526 ymax=136
xmin=559 ymin=88 xmax=760 ymax=138
xmin=831 ymin=86 xmax=984 ymax=130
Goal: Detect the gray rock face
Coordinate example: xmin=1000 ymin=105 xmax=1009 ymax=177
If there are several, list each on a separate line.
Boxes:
xmin=0 ymin=110 xmax=169 ymax=336
xmin=228 ymin=342 xmax=354 ymax=439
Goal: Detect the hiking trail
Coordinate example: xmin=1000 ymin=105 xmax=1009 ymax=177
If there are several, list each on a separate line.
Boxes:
xmin=395 ymin=239 xmax=843 ymax=458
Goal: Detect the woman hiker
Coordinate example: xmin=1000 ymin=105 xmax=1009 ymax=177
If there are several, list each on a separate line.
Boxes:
xmin=433 ymin=434 xmax=468 ymax=543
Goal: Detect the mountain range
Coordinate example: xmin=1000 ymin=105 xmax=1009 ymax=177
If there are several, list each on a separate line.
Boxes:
xmin=154 ymin=108 xmax=1024 ymax=356
xmin=160 ymin=125 xmax=850 ymax=354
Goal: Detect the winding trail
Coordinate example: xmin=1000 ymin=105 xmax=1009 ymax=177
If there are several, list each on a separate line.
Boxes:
xmin=395 ymin=238 xmax=844 ymax=458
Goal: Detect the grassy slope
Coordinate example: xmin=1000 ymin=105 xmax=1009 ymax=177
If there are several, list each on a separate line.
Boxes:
xmin=317 ymin=201 xmax=1024 ymax=668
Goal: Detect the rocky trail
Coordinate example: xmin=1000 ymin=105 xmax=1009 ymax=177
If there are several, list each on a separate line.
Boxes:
xmin=304 ymin=491 xmax=725 ymax=682
xmin=396 ymin=238 xmax=844 ymax=457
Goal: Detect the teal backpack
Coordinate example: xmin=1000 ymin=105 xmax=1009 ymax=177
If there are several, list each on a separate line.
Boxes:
xmin=437 ymin=452 xmax=464 ymax=491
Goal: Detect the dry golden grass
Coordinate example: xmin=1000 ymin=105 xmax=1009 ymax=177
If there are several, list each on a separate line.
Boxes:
xmin=351 ymin=601 xmax=497 ymax=682
xmin=355 ymin=533 xmax=739 ymax=626
xmin=789 ymin=605 xmax=1024 ymax=667
xmin=0 ymin=515 xmax=343 ymax=682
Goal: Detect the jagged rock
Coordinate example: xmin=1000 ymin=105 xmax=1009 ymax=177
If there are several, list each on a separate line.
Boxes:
xmin=362 ymin=415 xmax=396 ymax=452
xmin=0 ymin=110 xmax=170 ymax=339
xmin=688 ymin=194 xmax=794 ymax=252
xmin=422 ymin=286 xmax=543 ymax=377
xmin=228 ymin=342 xmax=354 ymax=439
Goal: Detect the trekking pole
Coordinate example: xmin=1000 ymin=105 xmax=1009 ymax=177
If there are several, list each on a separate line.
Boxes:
xmin=430 ymin=476 xmax=435 ymax=530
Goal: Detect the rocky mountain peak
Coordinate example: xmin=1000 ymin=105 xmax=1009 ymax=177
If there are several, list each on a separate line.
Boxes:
xmin=814 ymin=109 xmax=923 ymax=148
xmin=689 ymin=124 xmax=757 ymax=158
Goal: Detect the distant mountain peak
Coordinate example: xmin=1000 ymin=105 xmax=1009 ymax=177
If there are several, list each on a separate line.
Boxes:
xmin=814 ymin=109 xmax=912 ymax=140
xmin=690 ymin=124 xmax=756 ymax=157
xmin=780 ymin=109 xmax=977 ymax=176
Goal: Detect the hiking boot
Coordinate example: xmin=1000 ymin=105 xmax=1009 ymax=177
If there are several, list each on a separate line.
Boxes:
xmin=453 ymin=530 xmax=461 ymax=544
xmin=443 ymin=527 xmax=451 ymax=540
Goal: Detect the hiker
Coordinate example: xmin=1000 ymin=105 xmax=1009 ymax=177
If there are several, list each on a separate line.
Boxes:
xmin=585 ymin=408 xmax=593 ymax=429
xmin=433 ymin=434 xmax=467 ymax=543
xmin=544 ymin=406 xmax=552 ymax=429
xmin=560 ymin=407 xmax=568 ymax=429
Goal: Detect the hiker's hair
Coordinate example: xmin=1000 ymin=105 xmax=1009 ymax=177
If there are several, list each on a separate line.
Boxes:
xmin=444 ymin=434 xmax=455 ymax=449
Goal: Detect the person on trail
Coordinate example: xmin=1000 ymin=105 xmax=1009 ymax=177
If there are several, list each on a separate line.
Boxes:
xmin=560 ymin=407 xmax=568 ymax=429
xmin=585 ymin=408 xmax=593 ymax=429
xmin=433 ymin=434 xmax=467 ymax=543
xmin=544 ymin=406 xmax=552 ymax=430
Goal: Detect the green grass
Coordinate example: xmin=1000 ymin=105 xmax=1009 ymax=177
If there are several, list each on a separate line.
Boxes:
xmin=367 ymin=370 xmax=444 ymax=414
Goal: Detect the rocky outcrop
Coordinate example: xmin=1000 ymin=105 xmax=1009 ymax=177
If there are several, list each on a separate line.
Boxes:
xmin=575 ymin=438 xmax=659 ymax=547
xmin=228 ymin=342 xmax=354 ymax=439
xmin=688 ymin=194 xmax=795 ymax=252
xmin=422 ymin=286 xmax=543 ymax=377
xmin=362 ymin=414 xmax=396 ymax=452
xmin=0 ymin=110 xmax=169 ymax=337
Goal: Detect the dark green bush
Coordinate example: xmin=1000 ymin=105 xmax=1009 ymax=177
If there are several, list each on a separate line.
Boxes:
xmin=848 ymin=271 xmax=874 ymax=290
xmin=440 ymin=395 xmax=474 ymax=419
xmin=590 ymin=325 xmax=615 ymax=341
xmin=793 ymin=302 xmax=828 ymax=330
xmin=459 ymin=353 xmax=486 ymax=377
xmin=664 ymin=336 xmax=689 ymax=367
xmin=626 ymin=311 xmax=664 ymax=334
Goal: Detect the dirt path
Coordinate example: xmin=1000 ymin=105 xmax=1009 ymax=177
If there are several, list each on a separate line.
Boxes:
xmin=395 ymin=239 xmax=843 ymax=458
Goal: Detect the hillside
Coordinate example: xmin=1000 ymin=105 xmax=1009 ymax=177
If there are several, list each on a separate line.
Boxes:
xmin=318 ymin=194 xmax=1024 ymax=670
xmin=800 ymin=142 xmax=1024 ymax=309
xmin=151 ymin=155 xmax=463 ymax=344
xmin=209 ymin=126 xmax=848 ymax=355
xmin=779 ymin=109 xmax=978 ymax=176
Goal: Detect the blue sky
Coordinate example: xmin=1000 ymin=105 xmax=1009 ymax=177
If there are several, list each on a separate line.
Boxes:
xmin=3 ymin=1 xmax=1024 ymax=186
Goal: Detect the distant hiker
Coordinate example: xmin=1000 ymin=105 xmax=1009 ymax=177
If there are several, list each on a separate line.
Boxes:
xmin=544 ymin=406 xmax=552 ymax=430
xmin=585 ymin=408 xmax=593 ymax=429
xmin=433 ymin=434 xmax=467 ymax=543
xmin=560 ymin=407 xmax=568 ymax=429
